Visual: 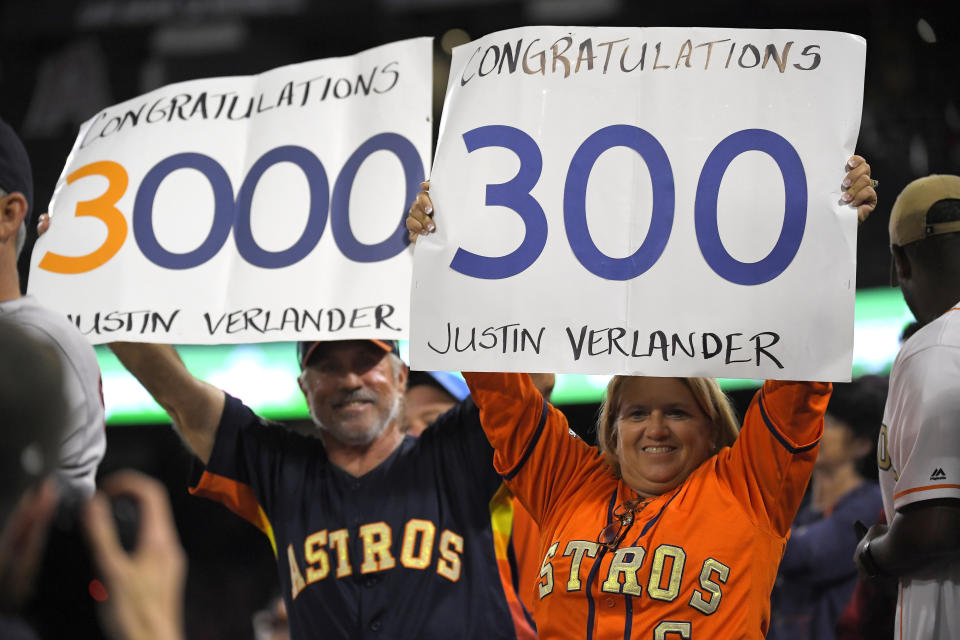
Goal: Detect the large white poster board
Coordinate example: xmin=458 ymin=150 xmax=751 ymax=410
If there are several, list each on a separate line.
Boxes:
xmin=28 ymin=38 xmax=432 ymax=344
xmin=411 ymin=27 xmax=865 ymax=380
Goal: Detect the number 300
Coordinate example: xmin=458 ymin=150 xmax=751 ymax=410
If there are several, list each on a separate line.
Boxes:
xmin=450 ymin=125 xmax=807 ymax=286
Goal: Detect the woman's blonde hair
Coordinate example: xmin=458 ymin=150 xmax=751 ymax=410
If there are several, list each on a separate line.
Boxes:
xmin=596 ymin=376 xmax=740 ymax=476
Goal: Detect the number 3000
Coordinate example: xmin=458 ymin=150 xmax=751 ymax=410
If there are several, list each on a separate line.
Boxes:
xmin=39 ymin=132 xmax=423 ymax=274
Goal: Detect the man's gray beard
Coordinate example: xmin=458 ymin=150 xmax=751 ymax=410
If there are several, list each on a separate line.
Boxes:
xmin=313 ymin=393 xmax=404 ymax=447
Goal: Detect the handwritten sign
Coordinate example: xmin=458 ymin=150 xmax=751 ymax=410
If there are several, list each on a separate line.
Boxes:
xmin=28 ymin=38 xmax=432 ymax=344
xmin=411 ymin=27 xmax=865 ymax=380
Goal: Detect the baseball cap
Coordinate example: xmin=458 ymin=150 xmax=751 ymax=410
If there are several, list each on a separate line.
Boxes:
xmin=0 ymin=117 xmax=34 ymax=224
xmin=889 ymin=175 xmax=960 ymax=246
xmin=297 ymin=339 xmax=399 ymax=370
xmin=888 ymin=174 xmax=960 ymax=284
xmin=408 ymin=370 xmax=470 ymax=402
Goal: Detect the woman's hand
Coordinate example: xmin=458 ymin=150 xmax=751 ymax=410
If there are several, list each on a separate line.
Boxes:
xmin=842 ymin=155 xmax=876 ymax=224
xmin=405 ymin=181 xmax=434 ymax=243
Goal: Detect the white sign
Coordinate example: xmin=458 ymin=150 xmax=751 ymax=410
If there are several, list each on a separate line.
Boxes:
xmin=29 ymin=38 xmax=432 ymax=344
xmin=411 ymin=27 xmax=865 ymax=380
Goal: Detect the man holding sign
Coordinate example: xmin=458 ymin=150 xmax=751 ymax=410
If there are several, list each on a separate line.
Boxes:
xmin=33 ymin=38 xmax=537 ymax=640
xmin=109 ymin=339 xmax=536 ymax=640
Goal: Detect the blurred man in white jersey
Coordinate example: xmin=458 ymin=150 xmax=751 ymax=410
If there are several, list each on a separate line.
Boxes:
xmin=855 ymin=175 xmax=960 ymax=640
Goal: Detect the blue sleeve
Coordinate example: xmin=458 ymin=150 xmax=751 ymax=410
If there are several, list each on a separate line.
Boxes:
xmin=422 ymin=397 xmax=502 ymax=501
xmin=780 ymin=484 xmax=883 ymax=581
xmin=189 ymin=394 xmax=324 ymax=548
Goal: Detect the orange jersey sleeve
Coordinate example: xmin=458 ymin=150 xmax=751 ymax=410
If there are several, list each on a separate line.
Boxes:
xmin=511 ymin=497 xmax=543 ymax=615
xmin=718 ymin=380 xmax=831 ymax=536
xmin=463 ymin=371 xmax=608 ymax=526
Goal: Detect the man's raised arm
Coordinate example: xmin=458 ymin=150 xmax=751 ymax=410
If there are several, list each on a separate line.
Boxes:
xmin=109 ymin=343 xmax=224 ymax=464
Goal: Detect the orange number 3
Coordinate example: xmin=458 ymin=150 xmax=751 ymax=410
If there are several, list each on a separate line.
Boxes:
xmin=38 ymin=161 xmax=129 ymax=274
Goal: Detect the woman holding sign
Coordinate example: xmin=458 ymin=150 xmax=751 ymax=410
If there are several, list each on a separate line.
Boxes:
xmin=406 ymin=157 xmax=876 ymax=639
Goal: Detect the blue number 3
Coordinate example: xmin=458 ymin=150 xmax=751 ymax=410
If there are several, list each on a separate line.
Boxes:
xmin=450 ymin=125 xmax=548 ymax=279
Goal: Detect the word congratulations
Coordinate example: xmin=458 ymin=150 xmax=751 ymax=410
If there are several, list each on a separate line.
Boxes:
xmin=460 ymin=34 xmax=821 ymax=86
xmin=81 ymin=62 xmax=401 ymax=150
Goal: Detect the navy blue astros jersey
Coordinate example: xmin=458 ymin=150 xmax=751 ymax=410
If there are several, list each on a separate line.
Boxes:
xmin=190 ymin=394 xmax=534 ymax=640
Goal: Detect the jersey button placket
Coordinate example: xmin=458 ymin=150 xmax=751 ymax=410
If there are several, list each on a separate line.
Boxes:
xmin=369 ymin=620 xmax=382 ymax=632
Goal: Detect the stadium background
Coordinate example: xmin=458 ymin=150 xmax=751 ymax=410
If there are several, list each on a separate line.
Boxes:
xmin=1 ymin=1 xmax=957 ymax=637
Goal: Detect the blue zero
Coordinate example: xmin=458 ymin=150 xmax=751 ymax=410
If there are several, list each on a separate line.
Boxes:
xmin=564 ymin=125 xmax=675 ymax=280
xmin=695 ymin=129 xmax=807 ymax=285
xmin=132 ymin=133 xmax=423 ymax=270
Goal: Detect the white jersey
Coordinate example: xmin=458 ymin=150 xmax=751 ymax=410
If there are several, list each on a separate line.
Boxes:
xmin=0 ymin=295 xmax=105 ymax=497
xmin=879 ymin=302 xmax=960 ymax=640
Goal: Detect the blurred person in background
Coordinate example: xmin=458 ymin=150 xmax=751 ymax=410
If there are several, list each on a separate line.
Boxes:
xmin=0 ymin=317 xmax=186 ymax=640
xmin=0 ymin=317 xmax=68 ymax=639
xmin=0 ymin=117 xmax=105 ymax=500
xmin=835 ymin=324 xmax=923 ymax=640
xmin=404 ymin=370 xmax=471 ymax=436
xmin=253 ymin=595 xmax=289 ymax=640
xmin=769 ymin=375 xmax=887 ymax=640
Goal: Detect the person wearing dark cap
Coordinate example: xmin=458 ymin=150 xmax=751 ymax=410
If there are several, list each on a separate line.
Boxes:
xmin=404 ymin=370 xmax=470 ymax=436
xmin=109 ymin=338 xmax=536 ymax=640
xmin=0 ymin=117 xmax=105 ymax=499
xmin=854 ymin=175 xmax=960 ymax=640
xmin=0 ymin=318 xmax=67 ymax=639
xmin=0 ymin=318 xmax=187 ymax=640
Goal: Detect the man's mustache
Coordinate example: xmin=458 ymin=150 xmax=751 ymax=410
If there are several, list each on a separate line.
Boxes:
xmin=331 ymin=389 xmax=379 ymax=407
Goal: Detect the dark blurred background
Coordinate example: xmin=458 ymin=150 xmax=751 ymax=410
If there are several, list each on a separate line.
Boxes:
xmin=1 ymin=1 xmax=956 ymax=638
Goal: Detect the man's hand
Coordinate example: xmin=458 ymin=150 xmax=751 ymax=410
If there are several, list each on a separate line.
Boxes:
xmin=83 ymin=471 xmax=186 ymax=640
xmin=405 ymin=181 xmax=434 ymax=243
xmin=853 ymin=521 xmax=888 ymax=580
xmin=842 ymin=155 xmax=877 ymax=224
